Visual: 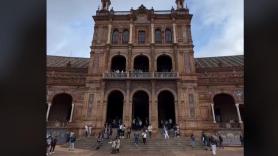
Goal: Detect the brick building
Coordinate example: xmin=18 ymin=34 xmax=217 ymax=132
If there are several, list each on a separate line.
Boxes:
xmin=46 ymin=0 xmax=244 ymax=143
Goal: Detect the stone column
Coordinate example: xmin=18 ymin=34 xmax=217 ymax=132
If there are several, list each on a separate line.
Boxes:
xmin=211 ymin=103 xmax=216 ymax=123
xmin=69 ymin=103 xmax=75 ymax=122
xmin=129 ymin=23 xmax=133 ymax=44
xmin=173 ymin=23 xmax=177 ymax=43
xmin=46 ymin=103 xmax=51 ymax=121
xmin=107 ymin=24 xmax=112 ymax=44
xmin=124 ymin=81 xmax=131 ymax=127
xmin=151 ymin=81 xmax=158 ymax=131
xmin=235 ymin=103 xmax=243 ymax=123
xmin=151 ymin=23 xmax=154 ymax=44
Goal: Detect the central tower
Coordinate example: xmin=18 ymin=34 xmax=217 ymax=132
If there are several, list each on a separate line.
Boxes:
xmin=84 ymin=0 xmax=201 ymax=135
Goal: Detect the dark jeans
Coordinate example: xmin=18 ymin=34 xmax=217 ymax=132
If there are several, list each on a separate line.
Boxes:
xmin=50 ymin=144 xmax=56 ymax=152
xmin=143 ymin=138 xmax=146 ymax=144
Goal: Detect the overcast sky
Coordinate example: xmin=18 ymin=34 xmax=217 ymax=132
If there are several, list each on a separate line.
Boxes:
xmin=47 ymin=0 xmax=243 ymax=58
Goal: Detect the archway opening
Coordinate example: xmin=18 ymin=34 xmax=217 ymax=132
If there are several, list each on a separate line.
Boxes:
xmin=106 ymin=91 xmax=124 ymax=127
xmin=134 ymin=55 xmax=149 ymax=72
xmin=111 ymin=55 xmax=126 ymax=72
xmin=213 ymin=94 xmax=238 ymax=123
xmin=157 ymin=55 xmax=172 ymax=72
xmin=48 ymin=93 xmax=72 ymax=122
xmin=132 ymin=91 xmax=149 ymax=129
xmin=158 ymin=90 xmax=175 ymax=128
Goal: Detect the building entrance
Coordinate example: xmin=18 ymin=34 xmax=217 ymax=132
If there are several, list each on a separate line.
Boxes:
xmin=106 ymin=91 xmax=124 ymax=127
xmin=158 ymin=90 xmax=175 ymax=128
xmin=132 ymin=91 xmax=149 ymax=129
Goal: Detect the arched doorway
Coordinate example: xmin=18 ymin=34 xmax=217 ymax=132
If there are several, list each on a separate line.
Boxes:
xmin=132 ymin=91 xmax=149 ymax=129
xmin=106 ymin=91 xmax=124 ymax=127
xmin=158 ymin=90 xmax=176 ymax=128
xmin=157 ymin=55 xmax=172 ymax=72
xmin=111 ymin=55 xmax=126 ymax=72
xmin=48 ymin=93 xmax=72 ymax=122
xmin=213 ymin=94 xmax=238 ymax=123
xmin=134 ymin=55 xmax=149 ymax=72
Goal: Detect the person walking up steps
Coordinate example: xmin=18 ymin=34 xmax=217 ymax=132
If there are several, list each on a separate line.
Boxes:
xmin=142 ymin=131 xmax=147 ymax=144
xmin=147 ymin=124 xmax=152 ymax=139
xmin=164 ymin=126 xmax=169 ymax=139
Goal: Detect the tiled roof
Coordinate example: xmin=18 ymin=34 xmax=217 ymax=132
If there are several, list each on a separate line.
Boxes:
xmin=47 ymin=55 xmax=244 ymax=69
xmin=47 ymin=55 xmax=89 ymax=68
xmin=195 ymin=55 xmax=244 ymax=68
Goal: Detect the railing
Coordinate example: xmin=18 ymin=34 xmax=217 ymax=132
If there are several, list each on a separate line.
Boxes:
xmin=218 ymin=122 xmax=241 ymax=129
xmin=103 ymin=72 xmax=179 ymax=80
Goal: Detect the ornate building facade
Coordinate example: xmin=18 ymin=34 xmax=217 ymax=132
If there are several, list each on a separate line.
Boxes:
xmin=47 ymin=0 xmax=244 ymax=142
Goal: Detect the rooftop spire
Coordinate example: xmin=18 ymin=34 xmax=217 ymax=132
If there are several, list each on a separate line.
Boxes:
xmin=101 ymin=0 xmax=111 ymax=11
xmin=175 ymin=0 xmax=185 ymax=10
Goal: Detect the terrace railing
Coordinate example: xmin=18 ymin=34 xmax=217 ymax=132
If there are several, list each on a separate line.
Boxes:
xmin=103 ymin=72 xmax=179 ymax=80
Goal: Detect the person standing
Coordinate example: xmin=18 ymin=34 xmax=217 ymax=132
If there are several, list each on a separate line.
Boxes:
xmin=240 ymin=134 xmax=244 ymax=146
xmin=211 ymin=136 xmax=217 ymax=155
xmin=139 ymin=119 xmax=142 ymax=130
xmin=109 ymin=138 xmax=117 ymax=154
xmin=116 ymin=137 xmax=121 ymax=153
xmin=164 ymin=126 xmax=169 ymax=140
xmin=84 ymin=124 xmax=89 ymax=137
xmin=46 ymin=135 xmax=52 ymax=156
xmin=50 ymin=136 xmax=57 ymax=154
xmin=122 ymin=124 xmax=126 ymax=139
xmin=134 ymin=131 xmax=139 ymax=145
xmin=147 ymin=124 xmax=152 ymax=139
xmin=142 ymin=131 xmax=147 ymax=144
xmin=219 ymin=134 xmax=224 ymax=149
xmin=190 ymin=133 xmax=195 ymax=148
xmin=126 ymin=127 xmax=131 ymax=139
xmin=88 ymin=125 xmax=92 ymax=137
xmin=69 ymin=132 xmax=76 ymax=151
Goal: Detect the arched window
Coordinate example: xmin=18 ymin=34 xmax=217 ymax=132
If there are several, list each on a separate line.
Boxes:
xmin=122 ymin=30 xmax=129 ymax=44
xmin=165 ymin=28 xmax=172 ymax=43
xmin=112 ymin=29 xmax=119 ymax=44
xmin=138 ymin=30 xmax=145 ymax=44
xmin=155 ymin=29 xmax=162 ymax=44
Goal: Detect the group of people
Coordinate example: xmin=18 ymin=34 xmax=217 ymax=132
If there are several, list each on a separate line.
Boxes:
xmin=200 ymin=132 xmax=226 ymax=155
xmin=132 ymin=117 xmax=149 ymax=130
xmin=46 ymin=135 xmax=57 ymax=155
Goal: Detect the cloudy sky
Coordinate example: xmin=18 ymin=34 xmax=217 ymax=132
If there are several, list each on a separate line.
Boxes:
xmin=47 ymin=0 xmax=243 ymax=58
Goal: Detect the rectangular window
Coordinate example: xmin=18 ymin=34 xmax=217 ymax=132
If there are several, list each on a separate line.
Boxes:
xmin=87 ymin=94 xmax=94 ymax=117
xmin=138 ymin=31 xmax=145 ymax=44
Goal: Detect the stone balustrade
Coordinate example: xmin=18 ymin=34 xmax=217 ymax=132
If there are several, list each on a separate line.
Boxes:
xmin=103 ymin=72 xmax=179 ymax=80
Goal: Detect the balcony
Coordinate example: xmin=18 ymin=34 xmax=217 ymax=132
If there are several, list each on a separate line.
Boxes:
xmin=103 ymin=72 xmax=179 ymax=80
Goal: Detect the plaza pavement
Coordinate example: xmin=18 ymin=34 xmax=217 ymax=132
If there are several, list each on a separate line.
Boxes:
xmin=51 ymin=145 xmax=243 ymax=156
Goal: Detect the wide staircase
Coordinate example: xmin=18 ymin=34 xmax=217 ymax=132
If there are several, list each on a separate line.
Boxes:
xmin=74 ymin=129 xmax=205 ymax=151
